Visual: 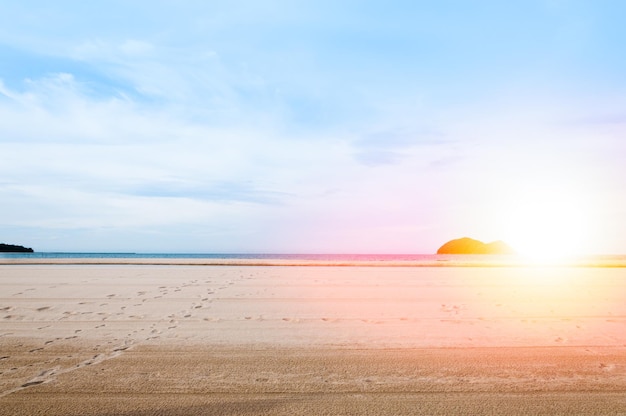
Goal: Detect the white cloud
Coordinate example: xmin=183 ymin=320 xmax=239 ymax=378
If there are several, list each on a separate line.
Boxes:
xmin=0 ymin=68 xmax=456 ymax=252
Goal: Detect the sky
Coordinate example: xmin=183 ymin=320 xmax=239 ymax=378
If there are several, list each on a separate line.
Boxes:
xmin=1 ymin=1 xmax=625 ymax=254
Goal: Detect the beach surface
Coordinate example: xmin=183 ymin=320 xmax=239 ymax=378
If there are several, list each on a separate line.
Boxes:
xmin=1 ymin=260 xmax=626 ymax=414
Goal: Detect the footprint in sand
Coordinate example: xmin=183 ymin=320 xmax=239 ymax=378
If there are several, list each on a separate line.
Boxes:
xmin=79 ymin=354 xmax=103 ymax=367
xmin=113 ymin=346 xmax=130 ymax=352
xmin=599 ymin=363 xmax=616 ymax=371
xmin=21 ymin=380 xmax=44 ymax=388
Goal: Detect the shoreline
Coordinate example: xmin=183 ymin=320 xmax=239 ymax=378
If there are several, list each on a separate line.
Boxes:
xmin=2 ymin=256 xmax=626 ymax=267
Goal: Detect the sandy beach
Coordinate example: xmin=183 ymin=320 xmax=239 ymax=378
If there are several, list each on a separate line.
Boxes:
xmin=1 ymin=261 xmax=626 ymax=415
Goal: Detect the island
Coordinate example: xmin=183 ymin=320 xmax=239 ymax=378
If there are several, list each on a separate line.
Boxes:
xmin=0 ymin=243 xmax=34 ymax=253
xmin=436 ymin=237 xmax=515 ymax=255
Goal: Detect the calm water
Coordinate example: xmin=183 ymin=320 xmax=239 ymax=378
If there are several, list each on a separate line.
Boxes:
xmin=2 ymin=252 xmax=626 ymax=267
xmin=0 ymin=252 xmax=436 ymax=260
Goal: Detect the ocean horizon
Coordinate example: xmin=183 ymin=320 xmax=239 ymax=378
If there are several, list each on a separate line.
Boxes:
xmin=2 ymin=252 xmax=626 ymax=267
xmin=2 ymin=252 xmax=448 ymax=259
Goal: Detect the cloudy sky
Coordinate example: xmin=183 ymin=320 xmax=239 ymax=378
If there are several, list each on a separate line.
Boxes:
xmin=1 ymin=1 xmax=625 ymax=254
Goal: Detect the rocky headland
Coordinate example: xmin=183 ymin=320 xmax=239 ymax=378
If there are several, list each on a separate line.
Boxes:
xmin=437 ymin=237 xmax=515 ymax=255
xmin=0 ymin=243 xmax=34 ymax=253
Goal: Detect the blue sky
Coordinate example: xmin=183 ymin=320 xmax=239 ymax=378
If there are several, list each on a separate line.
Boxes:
xmin=1 ymin=1 xmax=625 ymax=254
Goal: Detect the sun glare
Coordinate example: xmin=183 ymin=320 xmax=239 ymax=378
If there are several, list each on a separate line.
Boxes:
xmin=499 ymin=188 xmax=592 ymax=261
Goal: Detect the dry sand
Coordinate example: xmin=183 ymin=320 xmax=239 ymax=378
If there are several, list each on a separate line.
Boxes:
xmin=1 ymin=261 xmax=626 ymax=415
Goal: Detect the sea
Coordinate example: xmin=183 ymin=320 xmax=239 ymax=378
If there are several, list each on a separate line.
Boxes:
xmin=0 ymin=252 xmax=434 ymax=260
xmin=1 ymin=252 xmax=626 ymax=267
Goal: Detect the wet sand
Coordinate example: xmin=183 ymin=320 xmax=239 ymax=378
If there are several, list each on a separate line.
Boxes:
xmin=1 ymin=262 xmax=626 ymax=414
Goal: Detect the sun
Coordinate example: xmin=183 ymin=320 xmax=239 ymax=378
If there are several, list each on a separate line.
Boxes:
xmin=498 ymin=187 xmax=592 ymax=261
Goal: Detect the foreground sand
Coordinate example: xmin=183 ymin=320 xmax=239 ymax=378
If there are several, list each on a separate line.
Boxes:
xmin=1 ymin=262 xmax=626 ymax=414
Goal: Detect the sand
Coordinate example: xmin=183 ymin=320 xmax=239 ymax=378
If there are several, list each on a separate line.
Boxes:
xmin=1 ymin=261 xmax=626 ymax=415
